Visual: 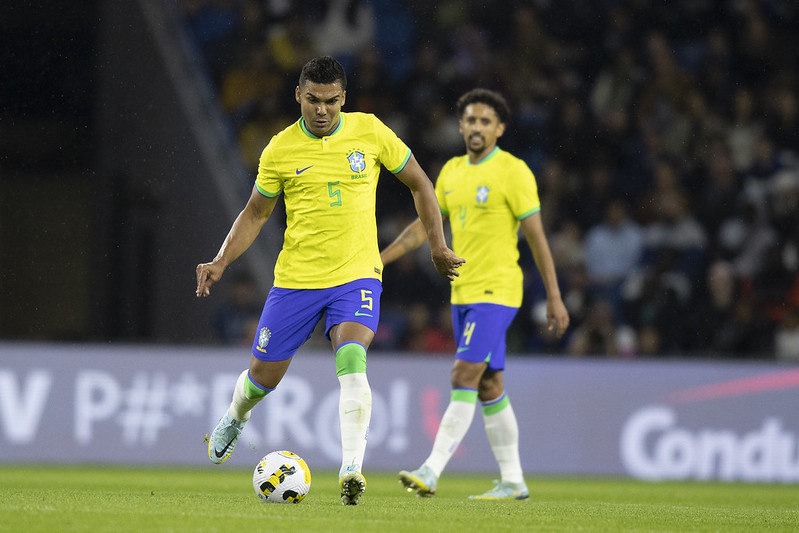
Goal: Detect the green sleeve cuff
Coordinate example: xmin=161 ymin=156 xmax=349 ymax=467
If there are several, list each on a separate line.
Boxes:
xmin=389 ymin=149 xmax=412 ymax=174
xmin=255 ymin=182 xmax=281 ymax=198
xmin=516 ymin=206 xmax=541 ymax=220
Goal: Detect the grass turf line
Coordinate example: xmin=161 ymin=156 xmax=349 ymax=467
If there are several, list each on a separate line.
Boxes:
xmin=1 ymin=466 xmax=798 ymax=532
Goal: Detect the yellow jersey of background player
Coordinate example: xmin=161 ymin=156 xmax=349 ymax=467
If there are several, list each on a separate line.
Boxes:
xmin=435 ymin=146 xmax=540 ymax=307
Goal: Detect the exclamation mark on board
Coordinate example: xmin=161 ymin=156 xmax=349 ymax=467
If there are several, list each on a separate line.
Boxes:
xmin=388 ymin=380 xmax=409 ymax=452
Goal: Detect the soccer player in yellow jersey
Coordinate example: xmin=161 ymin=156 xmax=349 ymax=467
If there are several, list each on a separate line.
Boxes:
xmin=381 ymin=88 xmax=569 ymax=500
xmin=196 ymin=56 xmax=463 ymax=505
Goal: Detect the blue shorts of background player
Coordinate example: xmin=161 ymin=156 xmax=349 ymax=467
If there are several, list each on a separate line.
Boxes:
xmin=451 ymin=303 xmax=519 ymax=372
xmin=252 ymin=278 xmax=382 ymax=362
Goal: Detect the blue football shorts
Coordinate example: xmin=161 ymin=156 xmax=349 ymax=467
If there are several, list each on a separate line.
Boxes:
xmin=451 ymin=303 xmax=519 ymax=372
xmin=251 ymin=278 xmax=382 ymax=362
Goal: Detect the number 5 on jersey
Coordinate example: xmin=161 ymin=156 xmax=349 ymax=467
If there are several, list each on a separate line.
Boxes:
xmin=328 ymin=181 xmax=342 ymax=207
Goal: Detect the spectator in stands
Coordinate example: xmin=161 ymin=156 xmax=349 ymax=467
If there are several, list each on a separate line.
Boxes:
xmin=696 ymin=138 xmax=744 ymax=238
xmin=641 ymin=189 xmax=707 ymax=279
xmin=311 ymin=0 xmax=375 ymax=73
xmin=688 ymin=260 xmax=739 ymax=355
xmin=717 ymin=200 xmax=778 ymax=279
xmin=568 ymin=299 xmax=621 ymax=357
xmin=403 ymin=303 xmax=456 ymax=354
xmin=583 ymin=199 xmax=644 ymax=310
xmin=622 ymin=248 xmax=693 ymax=354
xmin=726 ymin=87 xmax=763 ymax=173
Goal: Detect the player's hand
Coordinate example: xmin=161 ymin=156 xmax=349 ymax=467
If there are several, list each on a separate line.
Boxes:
xmin=195 ymin=261 xmax=225 ymax=297
xmin=431 ymin=246 xmax=465 ymax=281
xmin=547 ymin=297 xmax=570 ymax=338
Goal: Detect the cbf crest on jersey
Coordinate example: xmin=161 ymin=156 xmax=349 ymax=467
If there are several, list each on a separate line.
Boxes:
xmin=476 ymin=185 xmax=490 ymax=203
xmin=347 ymin=149 xmax=367 ymax=179
xmin=347 ymin=150 xmax=366 ymax=173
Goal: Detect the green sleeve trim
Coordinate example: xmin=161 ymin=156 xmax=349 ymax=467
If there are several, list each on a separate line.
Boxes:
xmin=482 ymin=395 xmax=510 ymax=415
xmin=389 ymin=149 xmax=412 ymax=174
xmin=255 ymin=182 xmax=281 ymax=198
xmin=450 ymin=388 xmax=478 ymax=404
xmin=516 ymin=206 xmax=541 ymax=220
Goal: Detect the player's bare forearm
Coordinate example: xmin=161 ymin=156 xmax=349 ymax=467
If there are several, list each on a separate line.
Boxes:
xmin=410 ymin=188 xmax=447 ymax=249
xmin=196 ymin=187 xmax=277 ymax=297
xmin=520 ymin=212 xmax=570 ymax=336
xmin=395 ymin=156 xmax=464 ymax=279
xmin=380 ymin=218 xmax=426 ymax=266
xmin=395 ymin=156 xmax=447 ymax=248
xmin=214 ymin=201 xmax=272 ymax=266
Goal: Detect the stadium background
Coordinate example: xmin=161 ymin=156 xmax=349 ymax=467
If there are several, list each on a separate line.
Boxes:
xmin=1 ymin=0 xmax=798 ymax=481
xmin=3 ymin=0 xmax=799 ymax=359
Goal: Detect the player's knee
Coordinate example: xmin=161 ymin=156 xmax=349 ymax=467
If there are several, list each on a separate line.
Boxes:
xmin=249 ymin=358 xmax=291 ymax=389
xmin=478 ymin=371 xmax=504 ymax=401
xmin=450 ymin=361 xmax=483 ymax=389
xmin=335 ymin=342 xmax=367 ymax=376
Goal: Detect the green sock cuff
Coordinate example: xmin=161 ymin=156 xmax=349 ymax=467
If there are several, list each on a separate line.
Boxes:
xmin=244 ymin=372 xmax=272 ymax=399
xmin=482 ymin=394 xmax=510 ymax=415
xmin=335 ymin=342 xmax=367 ymax=377
xmin=450 ymin=388 xmax=478 ymax=403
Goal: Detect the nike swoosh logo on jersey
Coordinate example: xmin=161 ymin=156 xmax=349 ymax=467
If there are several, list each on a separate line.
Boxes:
xmin=296 ymin=165 xmax=313 ymax=174
xmin=456 ymin=347 xmax=469 ymax=353
xmin=354 ymin=310 xmax=373 ymax=317
xmin=445 ymin=190 xmax=454 ymax=194
xmin=214 ymin=437 xmax=235 ymax=458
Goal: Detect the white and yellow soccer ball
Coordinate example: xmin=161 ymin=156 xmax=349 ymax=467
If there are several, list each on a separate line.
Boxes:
xmin=252 ymin=450 xmax=312 ymax=503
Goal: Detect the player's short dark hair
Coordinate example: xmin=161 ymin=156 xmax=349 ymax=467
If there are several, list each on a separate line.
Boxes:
xmin=299 ymin=56 xmax=347 ymax=90
xmin=455 ymin=89 xmax=510 ymax=125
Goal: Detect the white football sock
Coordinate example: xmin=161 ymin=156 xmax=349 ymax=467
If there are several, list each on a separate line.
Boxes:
xmin=423 ymin=389 xmax=477 ymax=477
xmin=338 ymin=372 xmax=372 ymax=473
xmin=482 ymin=395 xmax=524 ymax=484
xmin=227 ymin=369 xmax=267 ymax=422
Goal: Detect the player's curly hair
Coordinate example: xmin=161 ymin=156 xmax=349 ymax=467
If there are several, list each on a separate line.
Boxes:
xmin=299 ymin=56 xmax=347 ymax=90
xmin=455 ymin=89 xmax=510 ymax=125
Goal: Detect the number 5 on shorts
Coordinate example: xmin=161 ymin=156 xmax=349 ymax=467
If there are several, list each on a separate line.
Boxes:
xmin=360 ymin=290 xmax=373 ymax=310
xmin=354 ymin=290 xmax=373 ymax=317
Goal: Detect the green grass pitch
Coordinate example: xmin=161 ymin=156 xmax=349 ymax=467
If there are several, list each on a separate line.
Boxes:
xmin=1 ymin=465 xmax=798 ymax=532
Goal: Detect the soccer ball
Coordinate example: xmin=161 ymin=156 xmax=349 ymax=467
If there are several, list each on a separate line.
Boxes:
xmin=252 ymin=450 xmax=312 ymax=503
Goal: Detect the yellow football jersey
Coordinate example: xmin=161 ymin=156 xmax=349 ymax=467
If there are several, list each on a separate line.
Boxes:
xmin=256 ymin=112 xmax=411 ymax=288
xmin=435 ymin=147 xmax=540 ymax=306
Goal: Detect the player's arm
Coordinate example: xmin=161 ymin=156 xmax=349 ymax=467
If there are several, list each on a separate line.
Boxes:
xmin=394 ymin=155 xmax=464 ymax=280
xmin=196 ymin=185 xmax=278 ymax=297
xmin=380 ymin=217 xmax=427 ymax=266
xmin=520 ymin=211 xmax=570 ymax=337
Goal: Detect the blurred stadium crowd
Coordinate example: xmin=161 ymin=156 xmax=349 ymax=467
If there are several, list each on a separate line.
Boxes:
xmin=181 ymin=0 xmax=799 ymax=360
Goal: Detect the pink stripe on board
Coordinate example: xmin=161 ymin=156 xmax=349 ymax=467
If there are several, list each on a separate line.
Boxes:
xmin=666 ymin=368 xmax=799 ymax=404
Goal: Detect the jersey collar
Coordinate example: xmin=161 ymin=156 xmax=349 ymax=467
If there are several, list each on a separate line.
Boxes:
xmin=468 ymin=145 xmax=500 ymax=165
xmin=299 ymin=114 xmax=345 ymax=139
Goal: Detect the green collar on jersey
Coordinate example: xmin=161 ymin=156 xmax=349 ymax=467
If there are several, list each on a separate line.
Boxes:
xmin=469 ymin=145 xmax=500 ymax=165
xmin=300 ymin=114 xmax=345 ymax=139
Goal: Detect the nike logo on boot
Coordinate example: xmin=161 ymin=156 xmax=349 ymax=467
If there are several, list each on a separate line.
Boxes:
xmin=214 ymin=437 xmax=235 ymax=459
